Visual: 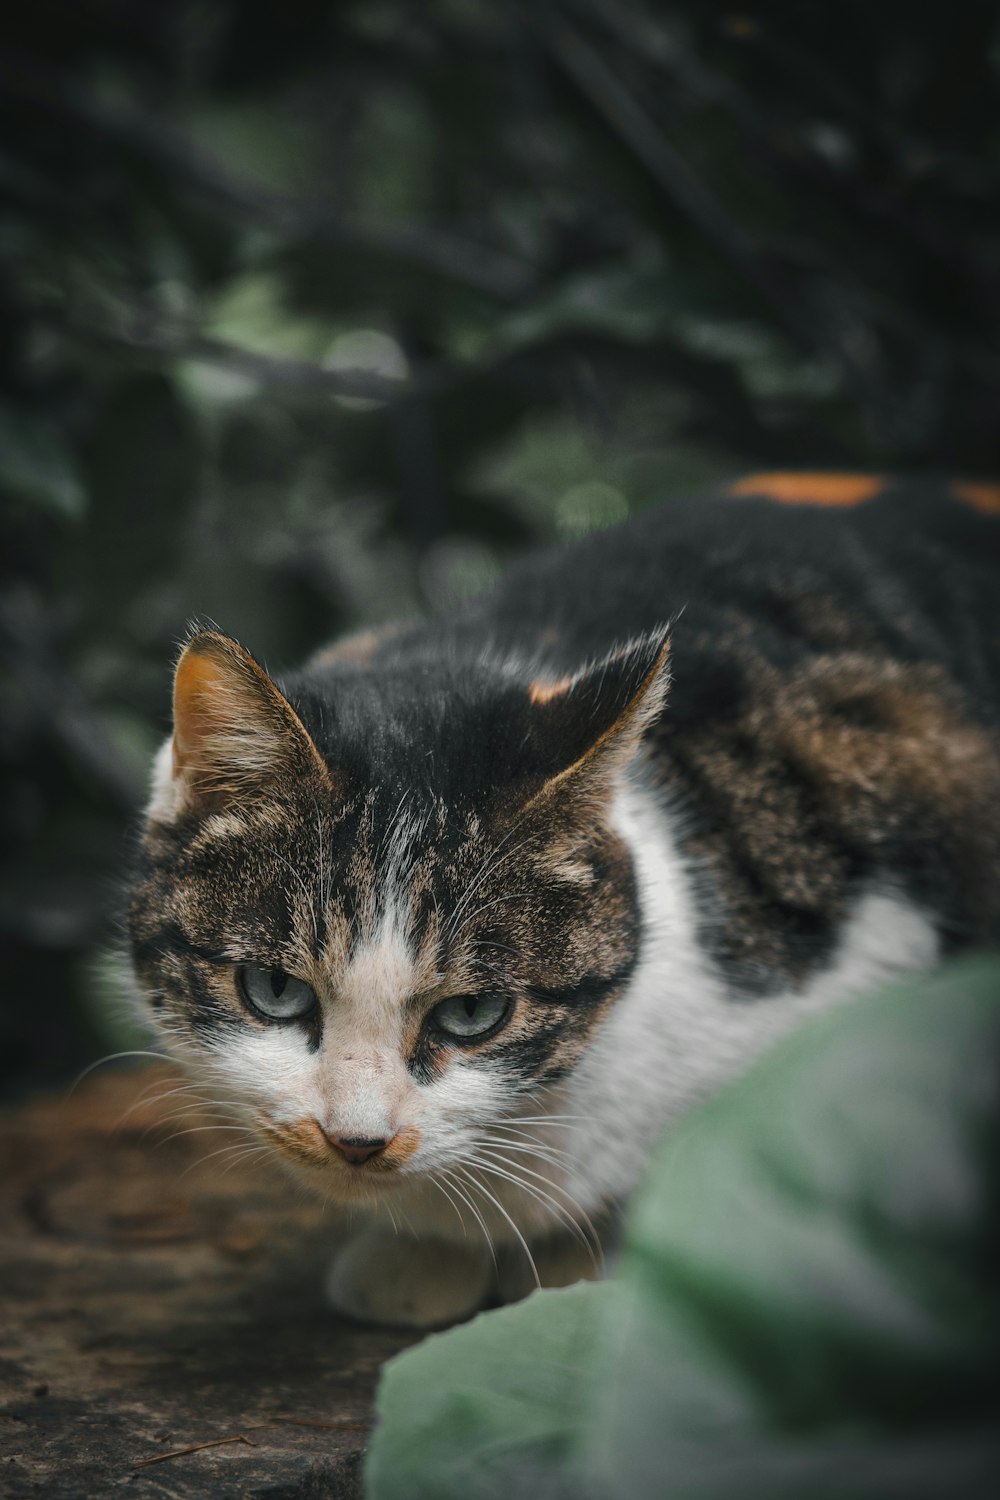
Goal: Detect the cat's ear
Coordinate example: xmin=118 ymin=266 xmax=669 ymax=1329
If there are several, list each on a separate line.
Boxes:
xmin=521 ymin=627 xmax=671 ymax=804
xmin=149 ymin=629 xmax=331 ymax=822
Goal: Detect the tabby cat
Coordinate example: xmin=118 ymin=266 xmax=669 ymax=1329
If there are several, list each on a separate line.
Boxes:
xmin=128 ymin=474 xmax=1000 ymax=1327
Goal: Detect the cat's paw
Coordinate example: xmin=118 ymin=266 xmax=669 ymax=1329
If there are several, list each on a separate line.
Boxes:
xmin=325 ymin=1230 xmax=493 ymax=1328
xmin=495 ymin=1231 xmax=605 ymax=1305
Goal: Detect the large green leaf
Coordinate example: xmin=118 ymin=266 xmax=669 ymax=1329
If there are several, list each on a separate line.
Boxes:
xmin=368 ymin=1281 xmax=610 ymax=1500
xmin=365 ymin=957 xmax=1000 ymax=1500
xmin=587 ymin=955 xmax=1000 ymax=1500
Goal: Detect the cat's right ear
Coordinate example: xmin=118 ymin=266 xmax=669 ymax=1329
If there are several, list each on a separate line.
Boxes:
xmin=147 ymin=630 xmax=331 ymax=823
xmin=519 ymin=626 xmax=672 ymax=809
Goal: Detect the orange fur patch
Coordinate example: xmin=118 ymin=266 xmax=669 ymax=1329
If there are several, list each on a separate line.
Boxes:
xmin=728 ymin=472 xmax=884 ymax=507
xmin=529 ymin=675 xmax=575 ymax=705
xmin=263 ymin=1118 xmax=329 ymax=1166
xmin=172 ymin=647 xmax=229 ymax=776
xmin=265 ymin=1119 xmax=421 ymax=1174
xmin=376 ymin=1125 xmax=421 ymax=1171
xmin=951 ymin=481 xmax=1000 ymax=517
xmin=310 ymin=625 xmax=399 ymax=669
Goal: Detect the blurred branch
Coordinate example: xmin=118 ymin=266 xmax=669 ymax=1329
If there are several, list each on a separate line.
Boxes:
xmin=577 ymin=1 xmax=999 ymax=301
xmin=581 ymin=0 xmax=996 ymax=185
xmin=534 ymin=17 xmax=819 ymax=351
xmin=531 ymin=13 xmax=971 ymax=437
xmin=45 ymin=308 xmax=453 ymax=405
xmin=0 ymin=47 xmax=536 ymax=303
xmin=732 ymin=12 xmax=999 ymax=187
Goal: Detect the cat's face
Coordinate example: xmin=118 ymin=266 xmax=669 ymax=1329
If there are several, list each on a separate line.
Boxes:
xmin=128 ymin=629 xmax=668 ymax=1205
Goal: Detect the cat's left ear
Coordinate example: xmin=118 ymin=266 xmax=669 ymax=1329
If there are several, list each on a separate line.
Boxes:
xmin=522 ymin=627 xmax=671 ymax=803
xmin=148 ymin=629 xmax=332 ymax=823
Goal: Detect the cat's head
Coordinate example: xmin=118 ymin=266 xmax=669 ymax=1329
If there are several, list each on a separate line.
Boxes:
xmin=128 ymin=626 xmax=669 ymax=1204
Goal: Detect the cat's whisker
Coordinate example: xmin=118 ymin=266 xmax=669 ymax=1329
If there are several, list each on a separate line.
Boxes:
xmin=69 ymin=1050 xmax=172 ymax=1095
xmin=132 ymin=1078 xmax=231 ymax=1125
xmin=522 ymin=1079 xmax=579 ymax=1103
xmin=213 ymin=1135 xmax=271 ymax=1164
xmin=468 ymin=1148 xmax=602 ymax=1263
xmin=491 ymin=1113 xmax=583 ymax=1138
xmin=194 ymin=1139 xmax=260 ymax=1169
xmin=427 ymin=1172 xmax=470 ymax=1239
xmin=180 ymin=1140 xmax=256 ymax=1176
xmin=122 ymin=1080 xmax=200 ymax=1116
xmin=218 ymin=1145 xmax=274 ymax=1177
xmin=466 ymin=1150 xmax=596 ymax=1255
xmin=138 ymin=1104 xmax=212 ymax=1142
xmin=179 ymin=1136 xmax=262 ymax=1178
xmin=498 ymin=1115 xmax=585 ymax=1128
xmin=439 ymin=1167 xmax=499 ymax=1271
xmin=155 ymin=1123 xmax=255 ymax=1152
xmin=456 ymin=1164 xmax=539 ymax=1288
xmin=481 ymin=1133 xmax=577 ymax=1170
xmin=488 ymin=1124 xmax=577 ymax=1154
xmin=139 ymin=1099 xmax=232 ymax=1141
xmin=505 ymin=1104 xmax=585 ymax=1118
xmin=112 ymin=1079 xmax=205 ymax=1133
xmin=394 ymin=1201 xmax=419 ymax=1239
xmin=483 ymin=1129 xmax=577 ymax=1167
xmin=123 ymin=1076 xmax=200 ymax=1108
xmin=136 ymin=1079 xmax=218 ymax=1110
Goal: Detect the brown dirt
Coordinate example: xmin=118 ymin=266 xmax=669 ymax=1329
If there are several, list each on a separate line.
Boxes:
xmin=0 ymin=1066 xmax=418 ymax=1498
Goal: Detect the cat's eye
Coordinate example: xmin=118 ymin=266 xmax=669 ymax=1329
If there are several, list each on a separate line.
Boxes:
xmin=430 ymin=993 xmax=511 ymax=1041
xmin=237 ymin=964 xmax=317 ymax=1022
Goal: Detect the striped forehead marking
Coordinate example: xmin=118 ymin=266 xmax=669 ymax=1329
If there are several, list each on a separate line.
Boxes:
xmin=330 ymin=801 xmax=445 ymax=1011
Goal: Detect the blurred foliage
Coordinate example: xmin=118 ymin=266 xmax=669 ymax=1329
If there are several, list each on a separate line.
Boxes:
xmin=368 ymin=957 xmax=1000 ymax=1499
xmin=1 ymin=1 xmax=998 ymax=1092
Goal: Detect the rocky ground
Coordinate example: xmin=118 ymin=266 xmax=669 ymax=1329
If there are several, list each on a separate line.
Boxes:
xmin=0 ymin=1066 xmax=418 ymax=1498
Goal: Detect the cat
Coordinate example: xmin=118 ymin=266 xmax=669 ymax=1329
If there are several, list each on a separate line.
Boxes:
xmin=127 ymin=472 xmax=1000 ymax=1328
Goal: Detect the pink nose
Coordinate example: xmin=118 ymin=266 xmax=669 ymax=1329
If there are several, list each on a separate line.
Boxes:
xmin=326 ymin=1134 xmax=391 ymax=1166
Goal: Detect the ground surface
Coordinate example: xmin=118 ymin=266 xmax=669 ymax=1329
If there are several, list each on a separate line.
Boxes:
xmin=0 ymin=1066 xmax=418 ymax=1499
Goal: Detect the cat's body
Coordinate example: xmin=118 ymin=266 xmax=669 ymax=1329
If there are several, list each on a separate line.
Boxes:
xmin=129 ymin=474 xmax=1000 ymax=1326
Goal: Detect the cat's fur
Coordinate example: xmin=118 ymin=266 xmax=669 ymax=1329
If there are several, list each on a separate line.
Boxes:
xmin=128 ymin=474 xmax=1000 ymax=1327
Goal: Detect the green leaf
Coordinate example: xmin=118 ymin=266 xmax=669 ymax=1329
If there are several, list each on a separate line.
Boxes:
xmin=203 ymin=268 xmax=334 ymax=360
xmin=365 ymin=957 xmax=1000 ymax=1500
xmin=587 ymin=955 xmax=1000 ymax=1500
xmin=367 ymin=1282 xmax=610 ymax=1500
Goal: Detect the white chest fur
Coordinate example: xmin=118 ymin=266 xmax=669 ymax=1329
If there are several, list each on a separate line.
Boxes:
xmin=557 ymin=780 xmax=940 ymax=1213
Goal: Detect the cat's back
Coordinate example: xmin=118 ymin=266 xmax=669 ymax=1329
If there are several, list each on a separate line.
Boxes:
xmin=472 ymin=473 xmax=1000 ymax=725
xmin=313 ymin=473 xmax=999 ymax=706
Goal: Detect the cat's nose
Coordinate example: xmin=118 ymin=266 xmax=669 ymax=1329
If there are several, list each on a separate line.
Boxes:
xmin=326 ymin=1134 xmax=391 ymax=1165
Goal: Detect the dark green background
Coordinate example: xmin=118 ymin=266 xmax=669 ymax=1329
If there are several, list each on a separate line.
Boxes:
xmin=2 ymin=1 xmax=998 ymax=1095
